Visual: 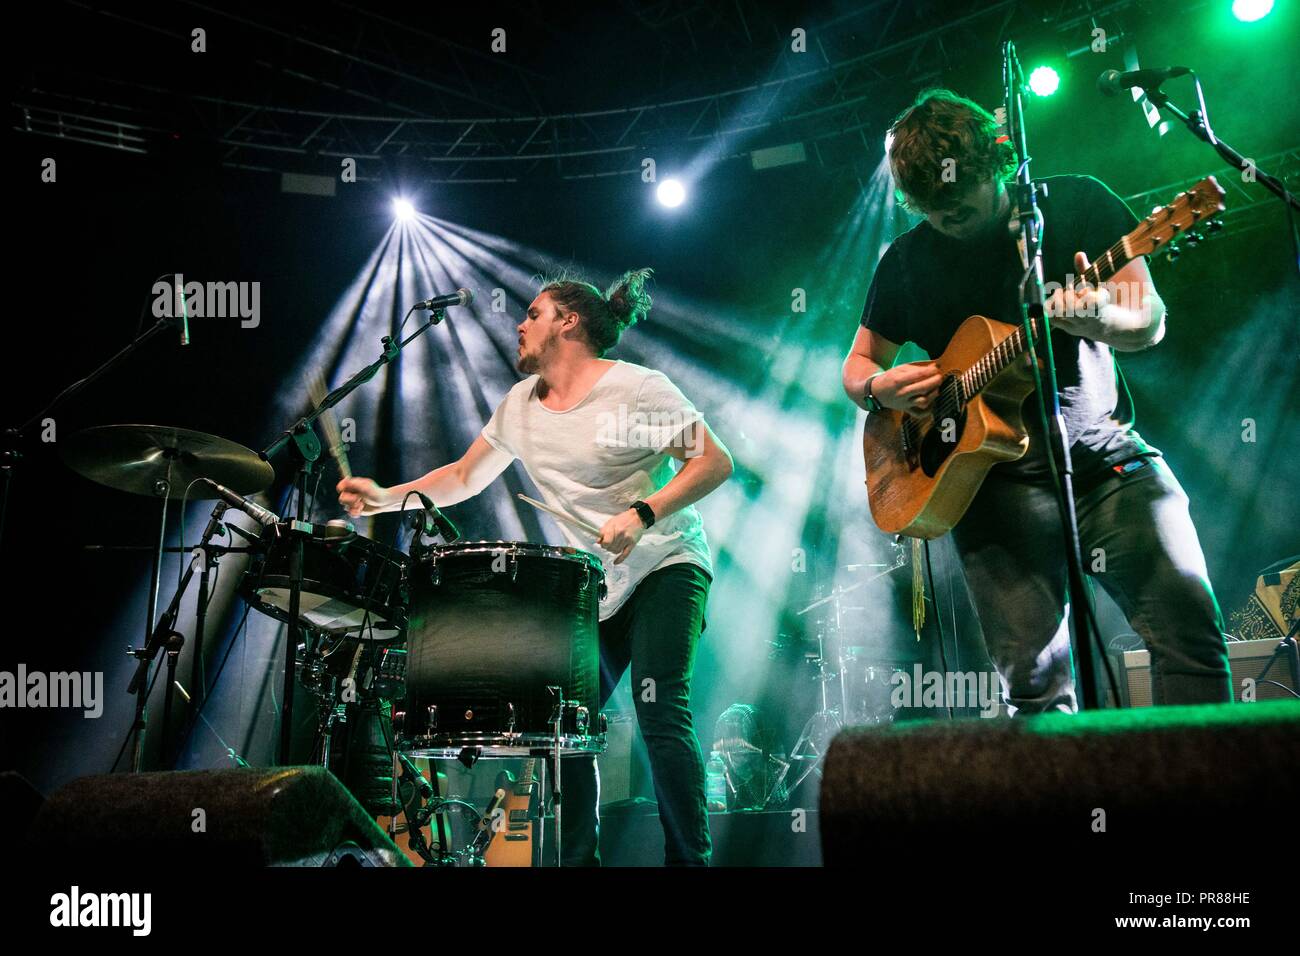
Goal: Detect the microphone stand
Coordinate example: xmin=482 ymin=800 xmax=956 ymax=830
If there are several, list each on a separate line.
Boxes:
xmin=119 ymin=500 xmax=232 ymax=772
xmin=1141 ymin=78 xmax=1299 ymax=212
xmin=260 ymin=307 xmax=447 ymax=765
xmin=1139 ymin=75 xmax=1298 ymax=277
xmin=1003 ymin=41 xmax=1109 ymax=710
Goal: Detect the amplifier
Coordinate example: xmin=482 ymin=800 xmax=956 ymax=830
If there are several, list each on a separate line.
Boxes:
xmin=1119 ymin=637 xmax=1298 ymax=706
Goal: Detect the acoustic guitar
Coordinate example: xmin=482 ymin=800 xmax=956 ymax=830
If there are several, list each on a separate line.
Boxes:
xmin=862 ymin=176 xmax=1225 ymax=538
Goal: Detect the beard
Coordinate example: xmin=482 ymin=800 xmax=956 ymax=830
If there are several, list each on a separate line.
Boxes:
xmin=516 ymin=335 xmax=551 ymax=374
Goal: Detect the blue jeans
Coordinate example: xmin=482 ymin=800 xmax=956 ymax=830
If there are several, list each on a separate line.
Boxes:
xmin=951 ymin=456 xmax=1232 ymax=714
xmin=560 ymin=562 xmax=712 ymax=866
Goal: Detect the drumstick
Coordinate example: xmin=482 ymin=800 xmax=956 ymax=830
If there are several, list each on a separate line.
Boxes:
xmin=516 ymin=493 xmax=602 ymax=538
xmin=308 ymin=370 xmax=352 ymax=480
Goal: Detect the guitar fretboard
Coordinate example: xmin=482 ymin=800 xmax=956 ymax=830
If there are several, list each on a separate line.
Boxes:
xmin=957 ymin=234 xmax=1133 ymax=402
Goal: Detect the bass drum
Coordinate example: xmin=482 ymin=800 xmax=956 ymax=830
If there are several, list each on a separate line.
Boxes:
xmin=399 ymin=541 xmax=606 ymax=757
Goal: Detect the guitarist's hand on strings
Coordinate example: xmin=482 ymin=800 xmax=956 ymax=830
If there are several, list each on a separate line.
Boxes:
xmin=872 ymin=361 xmax=943 ymax=418
xmin=1046 ymin=252 xmax=1111 ymax=338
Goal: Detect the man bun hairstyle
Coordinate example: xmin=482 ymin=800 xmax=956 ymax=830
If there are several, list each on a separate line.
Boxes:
xmin=541 ymin=267 xmax=653 ymax=357
xmin=886 ymin=88 xmax=1016 ymax=214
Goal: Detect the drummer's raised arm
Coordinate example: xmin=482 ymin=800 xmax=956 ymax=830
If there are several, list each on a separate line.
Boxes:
xmin=337 ymin=435 xmax=514 ymax=517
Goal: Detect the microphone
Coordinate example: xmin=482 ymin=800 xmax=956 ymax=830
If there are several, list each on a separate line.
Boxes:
xmin=1097 ymin=66 xmax=1190 ymax=97
xmin=413 ymin=288 xmax=473 ymax=311
xmin=198 ymin=478 xmax=281 ymax=528
xmin=412 ymin=491 xmax=461 ymax=543
xmin=174 ymin=274 xmax=190 ymax=345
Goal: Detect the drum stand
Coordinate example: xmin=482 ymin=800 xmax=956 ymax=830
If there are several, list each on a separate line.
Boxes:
xmin=262 ymin=307 xmax=447 ymax=764
xmin=770 ymin=604 xmax=845 ymax=800
xmin=769 ymin=550 xmax=907 ymax=801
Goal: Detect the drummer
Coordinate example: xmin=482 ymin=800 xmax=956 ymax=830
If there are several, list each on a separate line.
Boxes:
xmin=337 ymin=267 xmax=733 ymax=866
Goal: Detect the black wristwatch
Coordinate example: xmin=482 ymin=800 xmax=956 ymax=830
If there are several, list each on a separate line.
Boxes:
xmin=630 ymin=500 xmax=656 ymax=529
xmin=864 ymin=373 xmax=885 ymax=413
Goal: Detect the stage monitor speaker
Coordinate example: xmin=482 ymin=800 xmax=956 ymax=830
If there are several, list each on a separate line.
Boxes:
xmin=1119 ymin=638 xmax=1299 ymax=706
xmin=27 ymin=766 xmax=410 ymax=867
xmin=819 ymin=701 xmax=1300 ymax=868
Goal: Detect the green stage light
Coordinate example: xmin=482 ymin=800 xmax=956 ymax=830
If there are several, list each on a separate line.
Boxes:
xmin=1232 ymin=0 xmax=1274 ymax=22
xmin=1028 ymin=65 xmax=1060 ymax=97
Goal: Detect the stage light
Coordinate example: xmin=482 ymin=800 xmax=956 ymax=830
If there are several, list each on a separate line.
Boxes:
xmin=1028 ymin=65 xmax=1060 ymax=97
xmin=1232 ymin=0 xmax=1273 ymax=21
xmin=392 ymin=198 xmax=416 ymax=221
xmin=656 ymin=179 xmax=686 ymax=208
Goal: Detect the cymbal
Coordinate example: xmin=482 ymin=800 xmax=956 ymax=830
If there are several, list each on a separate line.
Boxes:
xmin=61 ymin=424 xmax=274 ymax=500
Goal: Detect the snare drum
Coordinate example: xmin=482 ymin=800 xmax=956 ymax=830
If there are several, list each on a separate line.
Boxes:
xmin=398 ymin=541 xmax=606 ymax=757
xmin=240 ymin=531 xmax=410 ymax=641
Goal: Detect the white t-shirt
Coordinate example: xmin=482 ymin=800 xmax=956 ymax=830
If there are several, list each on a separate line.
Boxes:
xmin=481 ymin=360 xmax=714 ymax=620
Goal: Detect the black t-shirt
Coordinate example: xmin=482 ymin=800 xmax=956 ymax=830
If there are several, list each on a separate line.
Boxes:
xmin=859 ymin=174 xmax=1157 ymax=481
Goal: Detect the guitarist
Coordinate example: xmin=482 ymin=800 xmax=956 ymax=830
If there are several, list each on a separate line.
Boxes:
xmin=842 ymin=89 xmax=1231 ymax=712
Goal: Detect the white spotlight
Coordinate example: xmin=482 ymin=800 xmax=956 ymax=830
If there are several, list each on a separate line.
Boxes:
xmin=656 ymin=179 xmax=686 ymax=208
xmin=393 ymin=198 xmax=416 ymax=221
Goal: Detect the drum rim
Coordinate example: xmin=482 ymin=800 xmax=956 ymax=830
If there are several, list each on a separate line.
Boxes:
xmin=421 ymin=539 xmax=604 ymax=575
xmin=400 ymin=731 xmax=607 ymax=757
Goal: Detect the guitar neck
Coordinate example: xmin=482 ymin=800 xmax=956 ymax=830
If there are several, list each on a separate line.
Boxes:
xmin=514 ymin=759 xmax=536 ymax=796
xmin=959 ymin=238 xmax=1135 ymax=400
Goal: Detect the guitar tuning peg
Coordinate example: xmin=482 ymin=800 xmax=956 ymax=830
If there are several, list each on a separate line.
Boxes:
xmin=1185 ymin=233 xmax=1201 ymax=247
xmin=1208 ymin=218 xmax=1225 ymax=232
xmin=1165 ymin=244 xmax=1182 ymax=262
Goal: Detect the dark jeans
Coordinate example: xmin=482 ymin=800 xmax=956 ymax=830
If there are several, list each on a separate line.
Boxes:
xmin=952 ymin=455 xmax=1232 ymax=713
xmin=560 ymin=562 xmax=712 ymax=866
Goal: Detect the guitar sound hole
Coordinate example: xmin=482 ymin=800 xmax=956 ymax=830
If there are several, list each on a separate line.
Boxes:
xmin=917 ymin=375 xmax=967 ymax=477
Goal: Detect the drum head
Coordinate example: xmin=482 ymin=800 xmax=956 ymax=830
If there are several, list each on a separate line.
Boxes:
xmin=424 ymin=539 xmax=605 ymax=577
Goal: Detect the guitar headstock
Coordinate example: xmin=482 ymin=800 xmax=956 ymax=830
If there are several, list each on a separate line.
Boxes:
xmin=1126 ymin=175 xmax=1227 ymax=261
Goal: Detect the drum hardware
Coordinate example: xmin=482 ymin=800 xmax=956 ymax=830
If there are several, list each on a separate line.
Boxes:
xmin=772 ymin=550 xmax=909 ymax=798
xmin=261 ymin=302 xmax=451 ymax=764
xmin=61 ymin=424 xmax=274 ymax=772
